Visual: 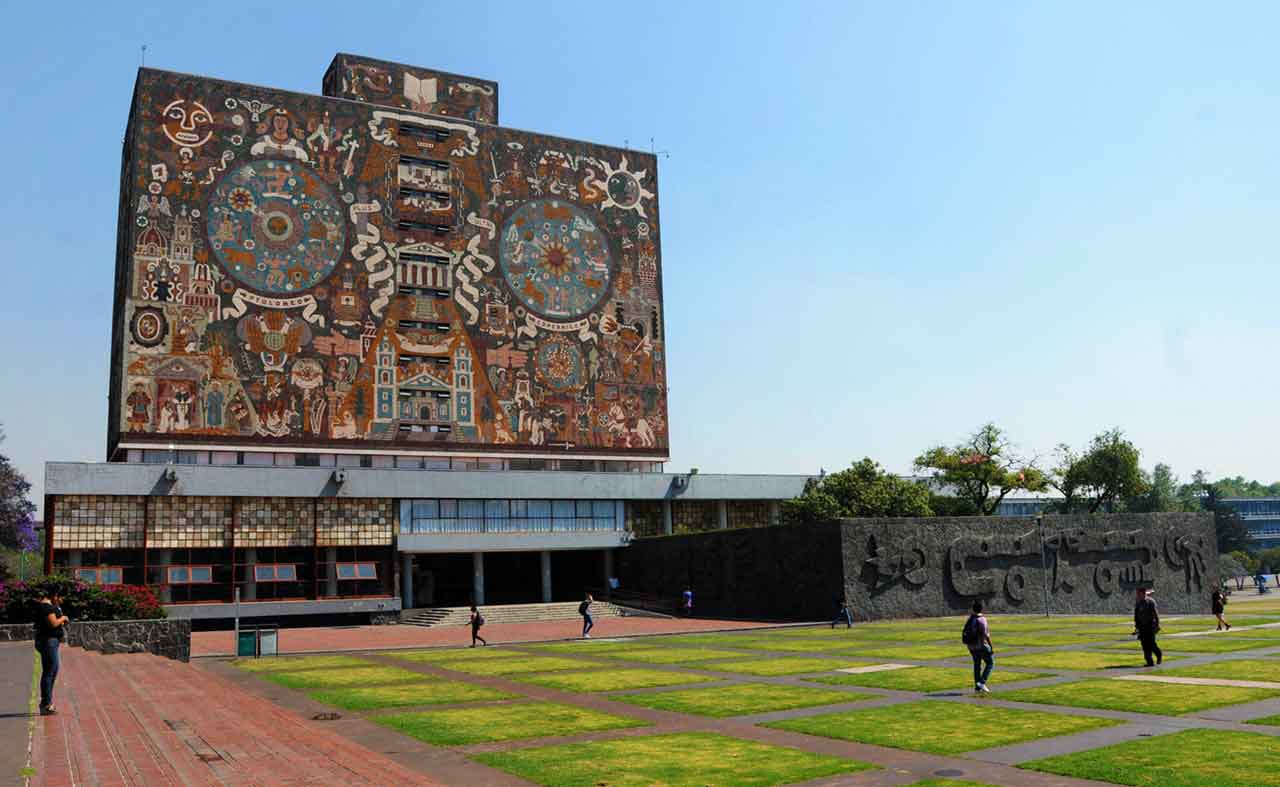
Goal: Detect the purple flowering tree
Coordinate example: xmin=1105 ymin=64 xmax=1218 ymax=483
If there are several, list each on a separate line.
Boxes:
xmin=0 ymin=427 xmax=38 ymax=553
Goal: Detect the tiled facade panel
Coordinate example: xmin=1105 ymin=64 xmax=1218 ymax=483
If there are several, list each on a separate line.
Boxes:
xmin=625 ymin=500 xmax=665 ymax=538
xmin=148 ymin=496 xmax=233 ymax=548
xmin=53 ymin=496 xmax=147 ymax=549
xmin=324 ymin=54 xmax=498 ymax=124
xmin=112 ymin=65 xmax=666 ymax=460
xmin=316 ymin=498 xmax=394 ymax=546
xmin=727 ymin=501 xmax=773 ymax=529
xmin=235 ymin=497 xmax=314 ymax=547
xmin=672 ymin=501 xmax=719 ymax=534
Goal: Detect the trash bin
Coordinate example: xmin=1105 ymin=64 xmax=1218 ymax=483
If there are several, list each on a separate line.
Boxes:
xmin=258 ymin=624 xmax=279 ymax=657
xmin=237 ymin=627 xmax=259 ymax=657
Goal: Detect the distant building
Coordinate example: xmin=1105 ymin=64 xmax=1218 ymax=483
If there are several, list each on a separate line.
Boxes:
xmin=1219 ymin=499 xmax=1280 ymax=550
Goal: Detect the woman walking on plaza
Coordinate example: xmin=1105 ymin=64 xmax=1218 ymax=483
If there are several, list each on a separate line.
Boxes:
xmin=1212 ymin=589 xmax=1231 ymax=630
xmin=34 ymin=590 xmax=69 ymax=715
xmin=580 ymin=593 xmax=594 ymax=638
xmin=469 ymin=605 xmax=488 ymax=647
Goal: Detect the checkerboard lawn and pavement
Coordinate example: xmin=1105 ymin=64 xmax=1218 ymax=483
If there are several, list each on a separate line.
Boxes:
xmin=259 ymin=665 xmax=430 ymax=690
xmin=764 ymin=699 xmax=1119 ymax=755
xmin=1248 ymin=713 xmax=1280 ymax=726
xmin=998 ymin=650 xmax=1181 ymax=671
xmin=1223 ymin=626 xmax=1280 ymax=639
xmin=999 ymin=679 xmax=1280 ymax=715
xmin=474 ymin=731 xmax=874 ymax=787
xmin=1159 ymin=659 xmax=1280 ymax=682
xmin=388 ymin=647 xmax=530 ymax=663
xmin=902 ymin=781 xmax=1001 ymax=787
xmin=703 ymin=657 xmax=872 ymax=676
xmin=592 ymin=646 xmax=757 ymax=664
xmin=613 ymin=683 xmax=875 ymax=718
xmin=836 ymin=644 xmax=978 ymax=661
xmin=1020 ymin=727 xmax=1280 ymax=787
xmin=805 ymin=666 xmax=1051 ymax=693
xmin=995 ymin=632 xmax=1116 ymax=647
xmin=429 ymin=654 xmax=587 ymax=676
xmin=766 ymin=626 xmax=957 ymax=643
xmin=374 ymin=701 xmax=645 ymax=745
xmin=730 ymin=637 xmax=886 ymax=653
xmin=1102 ymin=637 xmax=1278 ymax=653
xmin=309 ymin=680 xmax=520 ymax=711
xmin=516 ymin=667 xmax=719 ymax=693
xmin=232 ymin=654 xmax=376 ymax=672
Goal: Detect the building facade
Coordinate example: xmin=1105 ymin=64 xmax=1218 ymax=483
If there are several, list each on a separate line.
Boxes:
xmin=1219 ymin=498 xmax=1280 ymax=550
xmin=47 ymin=54 xmax=812 ymax=623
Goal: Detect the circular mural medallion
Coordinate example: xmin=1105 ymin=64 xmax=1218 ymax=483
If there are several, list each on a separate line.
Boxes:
xmin=206 ymin=159 xmax=346 ymax=294
xmin=498 ymin=199 xmax=612 ymax=320
xmin=535 ymin=337 xmax=585 ymax=391
xmin=607 ymin=171 xmax=642 ymax=209
xmin=130 ymin=306 xmax=168 ymax=348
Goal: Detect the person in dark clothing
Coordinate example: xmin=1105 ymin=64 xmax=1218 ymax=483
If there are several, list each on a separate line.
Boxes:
xmin=34 ymin=592 xmax=69 ymax=715
xmin=964 ymin=600 xmax=994 ymax=693
xmin=681 ymin=587 xmax=694 ymax=617
xmin=1212 ymin=589 xmax=1231 ymax=630
xmin=1133 ymin=588 xmax=1163 ymax=666
xmin=579 ymin=593 xmax=594 ymax=638
xmin=469 ymin=605 xmax=487 ymax=647
xmin=831 ymin=596 xmax=853 ymax=629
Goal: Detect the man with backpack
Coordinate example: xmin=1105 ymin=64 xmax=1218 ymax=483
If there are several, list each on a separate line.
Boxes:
xmin=579 ymin=592 xmax=594 ymax=638
xmin=962 ymin=600 xmax=994 ymax=694
xmin=1133 ymin=587 xmax=1162 ymax=666
xmin=469 ymin=605 xmax=487 ymax=647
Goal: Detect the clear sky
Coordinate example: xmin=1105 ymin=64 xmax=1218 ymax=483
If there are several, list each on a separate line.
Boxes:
xmin=2 ymin=2 xmax=1279 ymax=513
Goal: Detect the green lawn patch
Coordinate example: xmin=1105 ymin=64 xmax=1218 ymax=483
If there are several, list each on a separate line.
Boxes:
xmin=376 ymin=701 xmax=643 ymax=745
xmin=997 ymin=633 xmax=1114 ymax=647
xmin=838 ymin=644 xmax=972 ymax=661
xmin=1000 ymin=679 xmax=1280 ymax=715
xmin=518 ymin=668 xmax=718 ymax=692
xmin=999 ymin=650 xmax=1180 ymax=671
xmin=1159 ymin=659 xmax=1280 ymax=683
xmin=432 ymin=655 xmax=587 ymax=676
xmin=703 ymin=656 xmax=868 ymax=676
xmin=387 ymin=647 xmax=525 ymax=663
xmin=262 ymin=665 xmax=427 ymax=690
xmin=474 ymin=731 xmax=872 ymax=786
xmin=596 ymin=646 xmax=753 ymax=664
xmin=529 ymin=640 xmax=648 ymax=655
xmin=728 ymin=637 xmax=874 ymax=653
xmin=309 ymin=680 xmax=518 ymax=710
xmin=1223 ymin=626 xmax=1280 ymax=640
xmin=1103 ymin=637 xmax=1276 ymax=653
xmin=1247 ymin=713 xmax=1280 ymax=726
xmin=1020 ymin=727 xmax=1280 ymax=786
xmin=805 ymin=666 xmax=1050 ymax=693
xmin=232 ymin=654 xmax=374 ymax=672
xmin=613 ymin=683 xmax=871 ymax=718
xmin=765 ymin=699 xmax=1116 ymax=755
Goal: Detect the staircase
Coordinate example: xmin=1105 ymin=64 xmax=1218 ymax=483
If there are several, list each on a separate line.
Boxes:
xmin=402 ymin=600 xmax=625 ymax=627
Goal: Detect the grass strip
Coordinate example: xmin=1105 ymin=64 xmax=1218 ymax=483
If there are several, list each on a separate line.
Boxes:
xmin=309 ymin=680 xmax=518 ymax=710
xmin=614 ymin=682 xmax=872 ymax=717
xmin=1000 ymin=678 xmax=1280 ymax=715
xmin=375 ymin=700 xmax=644 ymax=745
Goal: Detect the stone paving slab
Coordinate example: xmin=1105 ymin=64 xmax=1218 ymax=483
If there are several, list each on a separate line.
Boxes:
xmin=1192 ymin=696 xmax=1280 ymax=723
xmin=968 ymin=721 xmax=1180 ymax=765
xmin=1115 ymin=673 xmax=1280 ymax=689
xmin=835 ymin=663 xmax=915 ymax=674
xmin=0 ymin=643 xmax=34 ymax=784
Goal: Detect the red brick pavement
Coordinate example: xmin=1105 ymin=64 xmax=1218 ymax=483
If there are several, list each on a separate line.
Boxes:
xmin=192 ymin=616 xmax=786 ymax=657
xmin=31 ymin=646 xmax=440 ymax=786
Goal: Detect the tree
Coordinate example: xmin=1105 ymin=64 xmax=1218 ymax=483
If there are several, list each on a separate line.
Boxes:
xmin=913 ymin=423 xmax=1047 ymax=516
xmin=1202 ymin=479 xmax=1252 ymax=556
xmin=783 ymin=458 xmax=933 ymax=524
xmin=0 ymin=428 xmax=36 ymax=552
xmin=1126 ymin=463 xmax=1191 ymax=513
xmin=1218 ymin=553 xmax=1246 ymax=589
xmin=1256 ymin=547 xmax=1280 ymax=575
xmin=1050 ymin=428 xmax=1147 ymax=513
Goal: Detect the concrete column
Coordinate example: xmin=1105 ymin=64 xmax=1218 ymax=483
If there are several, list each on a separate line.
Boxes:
xmin=472 ymin=551 xmax=485 ymax=606
xmin=402 ymin=553 xmax=415 ymax=608
xmin=326 ymin=547 xmax=339 ymax=597
xmin=662 ymin=500 xmax=673 ymax=536
xmin=241 ymin=548 xmax=257 ymax=601
xmin=540 ymin=550 xmax=553 ymax=603
xmin=602 ymin=549 xmax=614 ymax=590
xmin=769 ymin=501 xmax=781 ymax=527
xmin=155 ymin=549 xmax=172 ymax=603
xmin=718 ymin=500 xmax=728 ymax=530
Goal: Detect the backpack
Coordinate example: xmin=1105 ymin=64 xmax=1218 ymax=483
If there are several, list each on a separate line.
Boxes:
xmin=475 ymin=614 xmax=485 ymax=627
xmin=961 ymin=614 xmax=983 ymax=646
xmin=578 ymin=600 xmax=590 ymax=615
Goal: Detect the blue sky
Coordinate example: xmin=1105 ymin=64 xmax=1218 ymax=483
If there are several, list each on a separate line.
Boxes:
xmin=2 ymin=2 xmax=1279 ymax=511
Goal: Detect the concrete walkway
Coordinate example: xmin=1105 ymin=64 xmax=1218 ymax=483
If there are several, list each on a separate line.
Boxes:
xmin=0 ymin=643 xmax=35 ymax=785
xmin=1116 ymin=673 xmax=1280 ymax=689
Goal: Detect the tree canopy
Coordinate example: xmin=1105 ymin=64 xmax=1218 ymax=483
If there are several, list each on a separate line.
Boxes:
xmin=913 ymin=423 xmax=1047 ymax=516
xmin=1048 ymin=428 xmax=1147 ymax=513
xmin=0 ymin=428 xmax=36 ymax=552
xmin=783 ymin=458 xmax=932 ymax=524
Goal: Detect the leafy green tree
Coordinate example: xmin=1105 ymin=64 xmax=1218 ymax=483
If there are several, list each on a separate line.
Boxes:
xmin=1049 ymin=428 xmax=1146 ymax=513
xmin=1218 ymin=553 xmax=1246 ymax=588
xmin=0 ymin=428 xmax=36 ymax=552
xmin=1256 ymin=547 xmax=1280 ymax=575
xmin=1230 ymin=549 xmax=1259 ymax=576
xmin=783 ymin=458 xmax=933 ymax=524
xmin=1202 ymin=480 xmax=1253 ymax=555
xmin=1126 ymin=463 xmax=1192 ymax=513
xmin=1212 ymin=476 xmax=1280 ymax=499
xmin=913 ymin=423 xmax=1047 ymax=516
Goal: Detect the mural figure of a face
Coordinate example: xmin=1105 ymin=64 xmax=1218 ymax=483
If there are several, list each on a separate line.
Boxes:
xmin=161 ymin=100 xmax=214 ymax=148
xmin=270 ymin=112 xmax=291 ymax=141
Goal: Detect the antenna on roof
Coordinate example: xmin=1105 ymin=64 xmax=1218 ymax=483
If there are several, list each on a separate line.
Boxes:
xmin=140 ymin=44 xmax=147 ymax=67
xmin=650 ymin=137 xmax=670 ymax=159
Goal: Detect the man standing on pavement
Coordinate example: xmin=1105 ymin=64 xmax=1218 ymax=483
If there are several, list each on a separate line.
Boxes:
xmin=34 ymin=591 xmax=69 ymax=715
xmin=1133 ymin=587 xmax=1163 ymax=666
xmin=579 ymin=592 xmax=594 ymax=638
xmin=963 ymin=600 xmax=994 ymax=694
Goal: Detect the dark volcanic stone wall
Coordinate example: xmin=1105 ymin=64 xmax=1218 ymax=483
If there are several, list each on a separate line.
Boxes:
xmin=0 ymin=619 xmax=191 ymax=661
xmin=616 ymin=523 xmax=844 ymax=620
xmin=619 ymin=513 xmax=1217 ymax=621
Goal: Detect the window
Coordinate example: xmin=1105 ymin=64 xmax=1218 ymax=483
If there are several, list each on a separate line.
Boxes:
xmin=166 ymin=565 xmax=213 ymax=584
xmin=336 ymin=562 xmax=378 ymax=580
xmin=243 ymin=452 xmax=273 ymax=466
xmin=254 ymin=564 xmax=297 ymax=582
xmin=211 ymin=451 xmax=237 ymax=466
xmin=75 ymin=567 xmax=124 ymax=585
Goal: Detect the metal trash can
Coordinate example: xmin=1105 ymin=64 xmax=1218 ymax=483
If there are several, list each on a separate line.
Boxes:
xmin=258 ymin=624 xmax=279 ymax=657
xmin=237 ymin=627 xmax=259 ymax=657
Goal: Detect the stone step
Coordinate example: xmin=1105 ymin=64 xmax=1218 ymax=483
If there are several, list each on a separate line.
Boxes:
xmin=402 ymin=601 xmax=623 ymax=628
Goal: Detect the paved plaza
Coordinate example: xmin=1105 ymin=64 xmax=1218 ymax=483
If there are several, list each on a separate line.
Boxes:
xmin=10 ymin=596 xmax=1280 ymax=785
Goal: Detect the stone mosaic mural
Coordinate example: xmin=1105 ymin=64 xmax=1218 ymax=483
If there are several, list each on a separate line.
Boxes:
xmin=111 ymin=60 xmax=666 ymax=458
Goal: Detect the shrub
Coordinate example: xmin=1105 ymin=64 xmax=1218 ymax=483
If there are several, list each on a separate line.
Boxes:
xmin=0 ymin=574 xmax=166 ymax=624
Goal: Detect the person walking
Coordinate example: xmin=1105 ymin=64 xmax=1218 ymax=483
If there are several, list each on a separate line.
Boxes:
xmin=34 ymin=590 xmax=69 ymax=715
xmin=469 ymin=605 xmax=487 ymax=647
xmin=1212 ymin=589 xmax=1231 ymax=631
xmin=1133 ymin=588 xmax=1163 ymax=666
xmin=681 ymin=586 xmax=694 ymax=617
xmin=579 ymin=592 xmax=594 ymax=638
xmin=962 ymin=600 xmax=993 ymax=694
xmin=831 ymin=596 xmax=853 ymax=629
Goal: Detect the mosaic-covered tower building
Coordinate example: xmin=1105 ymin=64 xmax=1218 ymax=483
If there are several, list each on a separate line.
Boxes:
xmin=44 ymin=55 xmax=808 ymax=623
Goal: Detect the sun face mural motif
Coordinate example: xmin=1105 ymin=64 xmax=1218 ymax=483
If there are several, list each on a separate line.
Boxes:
xmin=206 ymin=160 xmax=346 ymax=295
xmin=535 ymin=337 xmax=585 ymax=391
xmin=161 ymin=99 xmax=215 ymax=149
xmin=596 ymin=156 xmax=655 ymax=218
xmin=499 ymin=199 xmax=612 ymax=320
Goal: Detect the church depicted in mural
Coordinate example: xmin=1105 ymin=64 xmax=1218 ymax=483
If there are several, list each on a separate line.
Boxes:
xmin=109 ymin=54 xmax=667 ymax=461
